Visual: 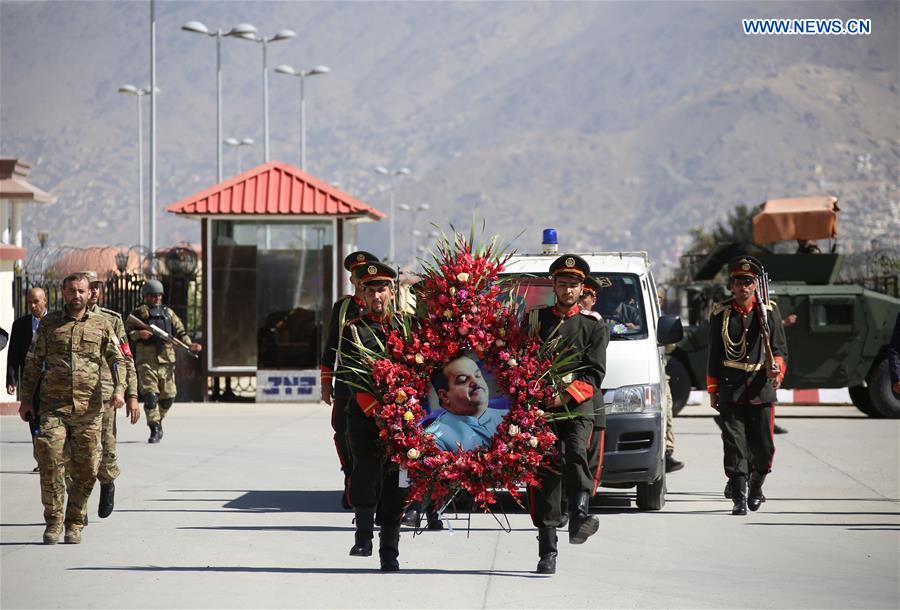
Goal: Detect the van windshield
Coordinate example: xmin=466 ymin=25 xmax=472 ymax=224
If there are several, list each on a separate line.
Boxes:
xmin=500 ymin=273 xmax=648 ymax=340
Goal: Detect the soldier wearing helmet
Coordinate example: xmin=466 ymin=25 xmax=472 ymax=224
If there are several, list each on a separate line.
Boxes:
xmin=126 ymin=280 xmax=201 ymax=443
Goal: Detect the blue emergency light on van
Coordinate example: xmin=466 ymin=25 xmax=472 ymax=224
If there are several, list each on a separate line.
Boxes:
xmin=542 ymin=228 xmax=559 ymax=254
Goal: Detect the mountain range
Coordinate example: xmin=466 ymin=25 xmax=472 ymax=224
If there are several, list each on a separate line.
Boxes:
xmin=2 ymin=1 xmax=898 ymax=277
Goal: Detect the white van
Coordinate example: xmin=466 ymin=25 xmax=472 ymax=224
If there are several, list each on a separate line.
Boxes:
xmin=503 ymin=232 xmax=683 ymax=510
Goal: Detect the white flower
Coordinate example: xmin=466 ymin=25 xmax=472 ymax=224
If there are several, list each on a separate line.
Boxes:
xmin=407 ymin=448 xmax=421 ymax=460
xmin=457 ymin=272 xmax=470 ymax=282
xmin=508 ymin=425 xmax=520 ymax=436
xmin=507 ymin=357 xmax=518 ymax=367
xmin=528 ymin=437 xmax=539 ymax=448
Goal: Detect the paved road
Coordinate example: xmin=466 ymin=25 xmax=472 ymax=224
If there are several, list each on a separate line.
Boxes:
xmin=1 ymin=404 xmax=898 ymax=609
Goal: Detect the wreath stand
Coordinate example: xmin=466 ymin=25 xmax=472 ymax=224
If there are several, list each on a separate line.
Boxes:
xmin=410 ymin=486 xmax=513 ymax=538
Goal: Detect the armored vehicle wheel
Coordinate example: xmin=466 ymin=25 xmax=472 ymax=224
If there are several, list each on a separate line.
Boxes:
xmin=666 ymin=358 xmax=691 ymax=416
xmin=849 ymin=385 xmax=882 ymax=418
xmin=636 ymin=472 xmax=666 ymax=511
xmin=868 ymin=360 xmax=900 ymax=419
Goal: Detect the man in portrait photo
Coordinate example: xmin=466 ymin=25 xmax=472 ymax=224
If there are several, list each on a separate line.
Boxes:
xmin=425 ymin=355 xmax=506 ymax=452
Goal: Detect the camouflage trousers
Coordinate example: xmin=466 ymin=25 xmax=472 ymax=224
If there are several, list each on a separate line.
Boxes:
xmin=138 ymin=361 xmax=177 ymax=425
xmin=35 ymin=409 xmax=103 ymax=528
xmin=97 ymin=406 xmax=119 ymax=483
xmin=65 ymin=406 xmax=119 ymax=488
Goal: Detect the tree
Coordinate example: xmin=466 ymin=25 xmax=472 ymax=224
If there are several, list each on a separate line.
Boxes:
xmin=672 ymin=204 xmax=757 ymax=284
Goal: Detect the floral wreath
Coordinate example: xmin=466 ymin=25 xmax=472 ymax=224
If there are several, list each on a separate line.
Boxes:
xmin=345 ymin=231 xmax=571 ymax=508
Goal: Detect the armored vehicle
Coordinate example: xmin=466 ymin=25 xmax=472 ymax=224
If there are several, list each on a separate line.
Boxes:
xmin=666 ymin=197 xmax=900 ymax=418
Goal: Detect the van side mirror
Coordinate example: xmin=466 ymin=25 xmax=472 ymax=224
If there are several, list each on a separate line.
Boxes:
xmin=657 ymin=315 xmax=684 ymax=346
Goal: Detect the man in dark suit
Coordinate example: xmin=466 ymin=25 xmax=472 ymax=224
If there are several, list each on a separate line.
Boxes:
xmin=6 ymin=287 xmax=48 ymax=471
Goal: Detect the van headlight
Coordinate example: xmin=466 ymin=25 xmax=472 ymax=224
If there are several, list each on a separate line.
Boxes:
xmin=604 ymin=384 xmax=662 ymax=414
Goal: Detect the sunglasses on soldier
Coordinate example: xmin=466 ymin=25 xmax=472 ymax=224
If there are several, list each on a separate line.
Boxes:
xmin=732 ymin=276 xmax=756 ymax=287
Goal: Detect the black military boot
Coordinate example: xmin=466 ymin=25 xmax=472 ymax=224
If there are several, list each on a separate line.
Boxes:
xmin=723 ymin=478 xmax=733 ymax=499
xmin=748 ymin=472 xmax=767 ymax=512
xmin=349 ymin=508 xmax=375 ymax=557
xmin=98 ymin=482 xmax=115 ymax=518
xmin=568 ymin=491 xmax=599 ymax=544
xmin=536 ymin=527 xmax=558 ymax=574
xmin=379 ymin=524 xmax=401 ymax=572
xmin=148 ymin=424 xmax=161 ymax=444
xmin=156 ymin=421 xmax=164 ymax=441
xmin=731 ymin=476 xmax=748 ymax=515
xmin=665 ymin=450 xmax=684 ymax=473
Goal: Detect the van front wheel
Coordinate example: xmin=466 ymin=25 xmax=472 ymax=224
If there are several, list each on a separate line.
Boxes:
xmin=636 ymin=472 xmax=666 ymax=511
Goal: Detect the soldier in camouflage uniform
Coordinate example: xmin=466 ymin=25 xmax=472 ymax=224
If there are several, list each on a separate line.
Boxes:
xmin=126 ymin=280 xmax=201 ymax=443
xmin=85 ymin=272 xmax=140 ymax=518
xmin=18 ymin=272 xmax=127 ymax=544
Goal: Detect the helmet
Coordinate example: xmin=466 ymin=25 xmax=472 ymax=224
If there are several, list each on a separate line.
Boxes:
xmin=141 ymin=280 xmax=164 ymax=296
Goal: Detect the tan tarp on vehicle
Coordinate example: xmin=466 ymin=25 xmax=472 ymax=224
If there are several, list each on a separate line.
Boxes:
xmin=752 ymin=196 xmax=840 ymax=246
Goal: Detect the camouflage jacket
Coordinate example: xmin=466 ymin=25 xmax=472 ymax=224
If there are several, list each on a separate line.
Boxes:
xmin=20 ymin=306 xmax=127 ymax=415
xmin=91 ymin=304 xmax=138 ymax=400
xmin=126 ymin=304 xmax=190 ymax=365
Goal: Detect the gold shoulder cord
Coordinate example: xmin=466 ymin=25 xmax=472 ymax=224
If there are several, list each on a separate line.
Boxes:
xmin=721 ymin=308 xmax=748 ymax=361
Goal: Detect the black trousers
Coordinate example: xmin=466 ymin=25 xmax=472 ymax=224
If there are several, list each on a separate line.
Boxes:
xmin=331 ymin=393 xmax=353 ymax=477
xmin=586 ymin=426 xmax=605 ymax=496
xmin=719 ymin=401 xmax=775 ymax=478
xmin=347 ymin=410 xmax=403 ymax=526
xmin=529 ymin=405 xmax=593 ymax=528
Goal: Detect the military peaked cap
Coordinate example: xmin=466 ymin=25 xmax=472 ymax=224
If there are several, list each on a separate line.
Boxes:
xmin=727 ymin=255 xmax=763 ymax=278
xmin=353 ymin=261 xmax=397 ymax=285
xmin=344 ymin=251 xmax=380 ymax=272
xmin=549 ymin=254 xmax=590 ymax=280
xmin=582 ymin=276 xmax=601 ymax=296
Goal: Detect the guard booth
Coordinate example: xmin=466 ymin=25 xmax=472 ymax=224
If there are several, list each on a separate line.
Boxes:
xmin=165 ymin=161 xmax=384 ymax=401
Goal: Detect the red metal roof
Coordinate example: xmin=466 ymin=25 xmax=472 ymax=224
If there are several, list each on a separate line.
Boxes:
xmin=0 ymin=158 xmax=56 ymax=203
xmin=165 ymin=161 xmax=385 ymax=220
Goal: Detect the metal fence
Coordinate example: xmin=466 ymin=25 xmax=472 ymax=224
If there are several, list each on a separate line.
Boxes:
xmin=14 ymin=271 xmax=202 ymax=338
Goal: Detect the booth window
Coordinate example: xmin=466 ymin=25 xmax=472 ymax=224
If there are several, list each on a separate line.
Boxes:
xmin=211 ymin=220 xmax=334 ymax=370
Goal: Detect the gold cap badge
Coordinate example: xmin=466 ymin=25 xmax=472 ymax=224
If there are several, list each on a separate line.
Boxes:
xmin=367 ymin=265 xmax=377 ymax=275
xmin=565 ymin=257 xmax=575 ymax=267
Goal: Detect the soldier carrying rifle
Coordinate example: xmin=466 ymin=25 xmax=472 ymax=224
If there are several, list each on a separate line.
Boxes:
xmin=707 ymin=256 xmax=788 ymax=515
xmin=126 ymin=280 xmax=201 ymax=444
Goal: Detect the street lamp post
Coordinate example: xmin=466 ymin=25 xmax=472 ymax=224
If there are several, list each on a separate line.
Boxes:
xmin=118 ymin=84 xmax=153 ymax=253
xmin=230 ymin=24 xmax=296 ymax=162
xmin=224 ymin=137 xmax=255 ymax=174
xmin=274 ymin=64 xmax=330 ymax=170
xmin=374 ymin=166 xmax=411 ymax=264
xmin=182 ymin=20 xmax=240 ymax=184
xmin=398 ymin=202 xmax=430 ymax=265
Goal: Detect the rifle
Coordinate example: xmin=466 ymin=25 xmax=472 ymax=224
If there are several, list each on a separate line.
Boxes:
xmin=127 ymin=314 xmax=199 ymax=358
xmin=755 ymin=269 xmax=778 ymax=382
